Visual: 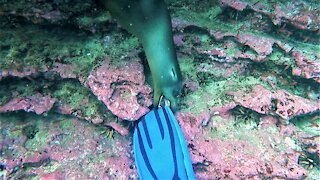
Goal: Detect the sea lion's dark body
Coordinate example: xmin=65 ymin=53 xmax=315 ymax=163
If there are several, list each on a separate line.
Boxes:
xmin=100 ymin=0 xmax=182 ymax=109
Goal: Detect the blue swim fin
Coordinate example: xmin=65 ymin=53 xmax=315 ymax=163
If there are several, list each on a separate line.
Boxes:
xmin=133 ymin=106 xmax=196 ymax=179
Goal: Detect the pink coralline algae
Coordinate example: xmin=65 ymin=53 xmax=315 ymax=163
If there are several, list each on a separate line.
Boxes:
xmin=54 ymin=101 xmax=75 ymax=116
xmin=219 ymin=0 xmax=319 ymax=31
xmin=87 ymin=58 xmax=152 ymax=121
xmin=209 ymin=31 xmax=292 ymax=61
xmin=40 ymin=10 xmax=64 ymax=22
xmin=176 ymin=103 xmax=237 ymax=140
xmin=299 ymin=133 xmax=320 ymax=157
xmin=230 ymin=85 xmax=319 ymax=120
xmin=235 ymin=34 xmax=275 ymax=61
xmin=0 ymin=67 xmax=38 ymax=81
xmin=54 ymin=100 xmax=105 ymax=124
xmin=220 ymin=0 xmax=248 ymax=11
xmin=291 ymin=15 xmax=312 ymax=30
xmin=202 ymin=48 xmax=231 ymax=63
xmin=270 ymin=5 xmax=319 ymax=31
xmin=103 ymin=141 xmax=137 ymax=179
xmin=171 ymin=18 xmax=196 ymax=32
xmin=0 ymin=95 xmax=56 ymax=115
xmin=209 ymin=31 xmax=234 ymax=41
xmin=39 ymin=171 xmax=65 ymax=180
xmin=0 ymin=116 xmax=137 ymax=179
xmin=106 ymin=122 xmax=129 ymax=136
xmin=50 ymin=62 xmax=78 ymax=79
xmin=176 ymin=111 xmax=307 ymax=179
xmin=173 ymin=34 xmax=185 ymax=46
xmin=0 ymin=63 xmax=79 ymax=81
xmin=192 ymin=139 xmax=306 ymax=179
xmin=291 ymin=50 xmax=320 ymax=83
xmin=184 ymin=80 xmax=200 ymax=92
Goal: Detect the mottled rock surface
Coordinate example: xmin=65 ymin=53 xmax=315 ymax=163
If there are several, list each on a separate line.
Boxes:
xmin=1 ymin=0 xmax=319 ymax=179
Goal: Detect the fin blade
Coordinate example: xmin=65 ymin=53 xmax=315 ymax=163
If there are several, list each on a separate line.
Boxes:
xmin=164 ymin=106 xmax=196 ymax=179
xmin=133 ymin=106 xmax=196 ymax=179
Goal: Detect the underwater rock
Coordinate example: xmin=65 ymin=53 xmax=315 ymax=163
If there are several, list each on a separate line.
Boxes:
xmin=0 ymin=0 xmax=318 ymax=179
xmin=50 ymin=63 xmax=78 ymax=79
xmin=202 ymin=48 xmax=232 ymax=63
xmin=0 ymin=95 xmax=55 ymax=115
xmin=220 ymin=0 xmax=319 ymax=31
xmin=0 ymin=1 xmax=95 ymax=25
xmin=0 ymin=67 xmax=39 ymax=81
xmin=235 ymin=34 xmax=275 ymax=61
xmin=54 ymin=100 xmax=105 ymax=125
xmin=39 ymin=171 xmax=65 ymax=180
xmin=205 ymin=48 xmax=227 ymax=58
xmin=39 ymin=10 xmax=64 ymax=22
xmin=0 ymin=114 xmax=136 ymax=179
xmin=230 ymin=85 xmax=319 ymax=120
xmin=299 ymin=133 xmax=320 ymax=158
xmin=176 ymin=112 xmax=204 ymax=141
xmin=171 ymin=18 xmax=196 ymax=31
xmin=210 ymin=31 xmax=235 ymax=41
xmin=184 ymin=80 xmax=200 ymax=92
xmin=291 ymin=51 xmax=320 ymax=83
xmin=106 ymin=122 xmax=129 ymax=136
xmin=176 ymin=103 xmax=237 ymax=139
xmin=193 ymin=139 xmax=306 ymax=179
xmin=176 ymin=111 xmax=307 ymax=179
xmin=0 ymin=63 xmax=78 ymax=82
xmin=291 ymin=15 xmax=313 ymax=30
xmin=220 ymin=0 xmax=248 ymax=11
xmin=87 ymin=58 xmax=152 ymax=121
xmin=173 ymin=34 xmax=185 ymax=47
xmin=103 ymin=140 xmax=137 ymax=179
xmin=234 ymin=51 xmax=256 ymax=60
xmin=54 ymin=101 xmax=75 ymax=116
xmin=210 ymin=31 xmax=292 ymax=61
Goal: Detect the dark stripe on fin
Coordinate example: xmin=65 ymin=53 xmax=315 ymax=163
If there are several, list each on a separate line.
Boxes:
xmin=154 ymin=108 xmax=165 ymax=139
xmin=137 ymin=126 xmax=158 ymax=180
xmin=142 ymin=117 xmax=152 ymax=149
xmin=163 ymin=107 xmax=179 ymax=179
